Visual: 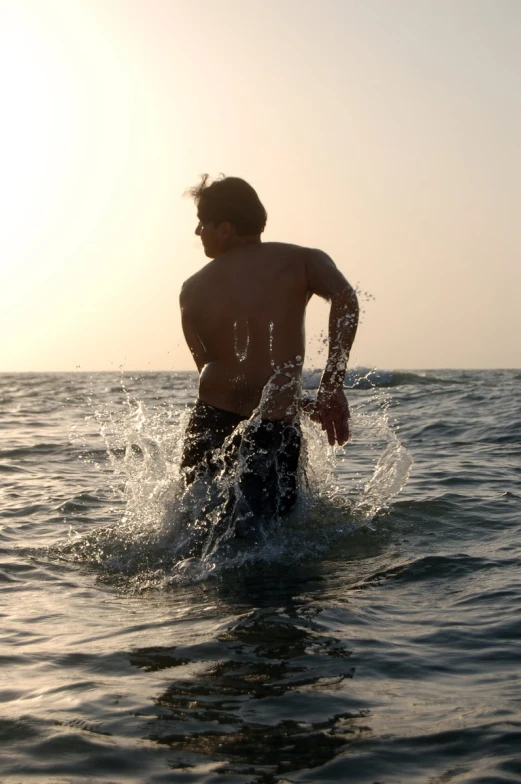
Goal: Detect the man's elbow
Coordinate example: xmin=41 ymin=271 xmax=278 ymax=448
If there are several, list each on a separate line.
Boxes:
xmin=347 ymin=283 xmax=359 ymax=310
xmin=335 ymin=283 xmax=359 ymax=311
xmin=348 ymin=290 xmax=359 ymax=331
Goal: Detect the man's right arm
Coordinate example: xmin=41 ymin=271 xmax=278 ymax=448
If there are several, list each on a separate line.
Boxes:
xmin=305 ymin=249 xmax=359 ymax=446
xmin=180 ymin=282 xmax=207 ymax=373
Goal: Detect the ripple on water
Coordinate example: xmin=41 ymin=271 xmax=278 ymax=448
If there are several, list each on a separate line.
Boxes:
xmin=3 ymin=371 xmax=521 ymax=783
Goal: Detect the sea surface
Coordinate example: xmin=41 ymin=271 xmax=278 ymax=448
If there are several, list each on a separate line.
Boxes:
xmin=1 ymin=369 xmax=520 ymax=783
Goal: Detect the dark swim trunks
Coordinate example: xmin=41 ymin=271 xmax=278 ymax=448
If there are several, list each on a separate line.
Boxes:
xmin=180 ymin=400 xmax=301 ymax=528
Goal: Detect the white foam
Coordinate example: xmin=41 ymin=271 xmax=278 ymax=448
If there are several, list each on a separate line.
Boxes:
xmin=56 ymin=377 xmax=412 ymax=590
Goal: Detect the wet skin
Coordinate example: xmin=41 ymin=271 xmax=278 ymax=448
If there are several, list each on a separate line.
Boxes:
xmin=180 ymin=221 xmax=359 ymax=444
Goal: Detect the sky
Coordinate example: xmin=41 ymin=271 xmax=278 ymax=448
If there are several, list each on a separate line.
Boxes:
xmin=1 ymin=0 xmax=519 ymax=372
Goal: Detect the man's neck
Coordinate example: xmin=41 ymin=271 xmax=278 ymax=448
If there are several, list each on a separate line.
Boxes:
xmin=223 ymin=235 xmax=262 ymax=253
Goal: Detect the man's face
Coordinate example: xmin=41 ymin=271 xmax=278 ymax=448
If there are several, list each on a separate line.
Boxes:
xmin=195 ymin=217 xmax=235 ymax=259
xmin=195 ymin=219 xmax=219 ymax=258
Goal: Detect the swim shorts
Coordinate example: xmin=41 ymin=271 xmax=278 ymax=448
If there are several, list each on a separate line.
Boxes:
xmin=180 ymin=399 xmax=301 ymax=526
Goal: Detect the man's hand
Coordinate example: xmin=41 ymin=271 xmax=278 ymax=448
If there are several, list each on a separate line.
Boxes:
xmin=305 ymin=388 xmax=350 ymax=446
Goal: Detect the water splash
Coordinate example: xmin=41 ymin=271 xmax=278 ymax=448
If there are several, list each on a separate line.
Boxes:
xmin=233 ymin=320 xmax=249 ymax=363
xmin=52 ymin=375 xmax=411 ymax=590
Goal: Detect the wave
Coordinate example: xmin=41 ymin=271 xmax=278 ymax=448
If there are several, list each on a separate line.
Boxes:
xmin=302 ymin=369 xmax=459 ymax=390
xmin=355 ymin=552 xmax=513 ymax=588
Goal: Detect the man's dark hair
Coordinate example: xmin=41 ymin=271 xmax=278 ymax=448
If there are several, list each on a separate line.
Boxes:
xmin=187 ymin=174 xmax=267 ymax=236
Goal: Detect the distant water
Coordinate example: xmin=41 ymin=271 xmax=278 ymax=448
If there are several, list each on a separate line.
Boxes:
xmin=1 ymin=369 xmax=520 ymax=783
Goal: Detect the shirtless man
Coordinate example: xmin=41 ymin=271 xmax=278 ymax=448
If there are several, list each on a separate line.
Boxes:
xmin=179 ymin=175 xmax=359 ymax=528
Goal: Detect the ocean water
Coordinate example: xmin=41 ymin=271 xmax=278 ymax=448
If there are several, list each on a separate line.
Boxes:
xmin=1 ymin=368 xmax=520 ymax=783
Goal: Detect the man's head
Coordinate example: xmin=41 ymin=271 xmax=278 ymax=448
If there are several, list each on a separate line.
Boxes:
xmin=187 ymin=174 xmax=267 ymax=258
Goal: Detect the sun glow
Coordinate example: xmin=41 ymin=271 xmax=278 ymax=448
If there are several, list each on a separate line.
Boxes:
xmin=0 ymin=10 xmax=62 ymax=260
xmin=0 ymin=0 xmax=519 ymax=371
xmin=0 ymin=2 xmax=135 ymax=305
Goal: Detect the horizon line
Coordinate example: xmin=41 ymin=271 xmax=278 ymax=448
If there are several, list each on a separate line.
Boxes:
xmin=1 ymin=366 xmax=520 ymax=374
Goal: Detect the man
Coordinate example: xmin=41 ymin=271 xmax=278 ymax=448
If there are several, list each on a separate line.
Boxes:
xmin=179 ymin=175 xmax=359 ymax=533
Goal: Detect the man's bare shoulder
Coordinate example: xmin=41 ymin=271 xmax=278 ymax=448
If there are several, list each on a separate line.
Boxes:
xmin=262 ymin=241 xmax=325 ymax=256
xmin=180 ymin=264 xmax=213 ymax=304
xmin=262 ymin=243 xmax=347 ymax=300
xmin=263 ymin=241 xmax=333 ymax=265
xmin=252 ymin=242 xmax=334 ymax=274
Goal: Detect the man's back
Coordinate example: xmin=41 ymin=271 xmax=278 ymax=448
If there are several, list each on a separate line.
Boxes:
xmin=180 ymin=173 xmax=358 ymax=523
xmin=181 ymin=242 xmax=312 ymax=418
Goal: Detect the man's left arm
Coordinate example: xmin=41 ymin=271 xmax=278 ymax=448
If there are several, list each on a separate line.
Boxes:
xmin=305 ymin=250 xmax=360 ymax=445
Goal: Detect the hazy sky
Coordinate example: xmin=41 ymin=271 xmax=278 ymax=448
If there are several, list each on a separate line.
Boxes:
xmin=1 ymin=0 xmax=519 ymax=372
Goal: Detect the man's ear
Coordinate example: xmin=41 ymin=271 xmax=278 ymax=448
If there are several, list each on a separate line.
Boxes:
xmin=218 ymin=220 xmax=235 ymax=239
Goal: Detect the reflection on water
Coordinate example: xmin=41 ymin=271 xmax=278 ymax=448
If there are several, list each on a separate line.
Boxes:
xmin=128 ymin=564 xmax=372 ymax=778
